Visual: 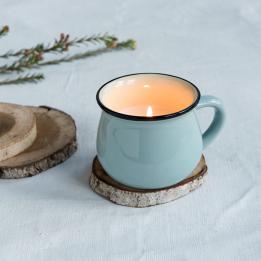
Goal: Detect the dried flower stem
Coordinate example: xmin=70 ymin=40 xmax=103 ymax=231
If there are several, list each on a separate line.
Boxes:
xmin=0 ymin=73 xmax=44 ymax=86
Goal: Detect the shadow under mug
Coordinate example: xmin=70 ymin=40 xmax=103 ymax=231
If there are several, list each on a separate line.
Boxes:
xmin=96 ymin=73 xmax=225 ymax=189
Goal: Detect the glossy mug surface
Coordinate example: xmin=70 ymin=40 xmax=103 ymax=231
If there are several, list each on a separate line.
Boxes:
xmin=96 ymin=73 xmax=225 ymax=189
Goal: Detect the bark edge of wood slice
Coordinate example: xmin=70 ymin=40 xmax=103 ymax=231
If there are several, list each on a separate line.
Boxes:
xmin=90 ymin=156 xmax=207 ymax=208
xmin=0 ymin=103 xmax=37 ymax=161
xmin=0 ymin=106 xmax=77 ymax=178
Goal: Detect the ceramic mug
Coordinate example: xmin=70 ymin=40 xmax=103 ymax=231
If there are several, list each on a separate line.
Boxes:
xmin=96 ymin=73 xmax=225 ymax=189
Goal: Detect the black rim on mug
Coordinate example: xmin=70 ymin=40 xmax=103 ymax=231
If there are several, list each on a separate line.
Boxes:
xmin=96 ymin=73 xmax=201 ymax=121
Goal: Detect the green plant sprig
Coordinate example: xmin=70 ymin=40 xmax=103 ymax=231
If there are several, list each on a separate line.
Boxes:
xmin=39 ymin=39 xmax=136 ymax=67
xmin=0 ymin=25 xmax=136 ymax=85
xmin=0 ymin=25 xmax=9 ymax=38
xmin=0 ymin=38 xmax=136 ymax=74
xmin=0 ymin=33 xmax=120 ymax=59
xmin=0 ymin=73 xmax=44 ymax=86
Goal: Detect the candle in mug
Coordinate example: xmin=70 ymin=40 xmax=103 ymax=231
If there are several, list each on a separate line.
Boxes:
xmin=99 ymin=74 xmax=198 ymax=117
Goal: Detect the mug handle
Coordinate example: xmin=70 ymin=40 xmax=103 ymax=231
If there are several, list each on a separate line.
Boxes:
xmin=196 ymin=95 xmax=225 ymax=149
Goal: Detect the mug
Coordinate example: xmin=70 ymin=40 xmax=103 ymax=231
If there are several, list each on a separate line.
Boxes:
xmin=96 ymin=73 xmax=225 ymax=189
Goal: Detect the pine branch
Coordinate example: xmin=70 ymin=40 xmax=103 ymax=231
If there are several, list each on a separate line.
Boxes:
xmin=0 ymin=73 xmax=44 ymax=85
xmin=0 ymin=33 xmax=118 ymax=58
xmin=0 ymin=39 xmax=136 ymax=73
xmin=0 ymin=25 xmax=9 ymax=39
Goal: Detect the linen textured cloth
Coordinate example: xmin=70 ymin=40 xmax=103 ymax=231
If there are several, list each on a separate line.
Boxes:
xmin=0 ymin=0 xmax=260 ymax=260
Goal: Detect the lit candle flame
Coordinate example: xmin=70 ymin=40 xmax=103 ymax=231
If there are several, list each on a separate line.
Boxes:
xmin=146 ymin=106 xmax=153 ymax=117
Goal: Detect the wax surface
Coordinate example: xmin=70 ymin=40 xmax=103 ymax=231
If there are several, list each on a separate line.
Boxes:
xmin=99 ymin=74 xmax=197 ymax=117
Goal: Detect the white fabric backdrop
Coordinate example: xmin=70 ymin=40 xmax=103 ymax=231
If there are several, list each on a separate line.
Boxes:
xmin=0 ymin=0 xmax=260 ymax=260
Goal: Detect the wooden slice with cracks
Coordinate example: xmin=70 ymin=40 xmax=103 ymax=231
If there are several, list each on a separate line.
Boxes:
xmin=0 ymin=103 xmax=37 ymax=161
xmin=90 ymin=156 xmax=208 ymax=207
xmin=0 ymin=106 xmax=77 ymax=178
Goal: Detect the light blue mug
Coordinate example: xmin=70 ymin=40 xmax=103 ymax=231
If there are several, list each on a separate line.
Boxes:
xmin=96 ymin=73 xmax=225 ymax=189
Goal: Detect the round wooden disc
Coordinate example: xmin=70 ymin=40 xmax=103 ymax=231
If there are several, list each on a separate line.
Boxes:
xmin=90 ymin=156 xmax=207 ymax=207
xmin=0 ymin=103 xmax=37 ymax=162
xmin=0 ymin=106 xmax=77 ymax=178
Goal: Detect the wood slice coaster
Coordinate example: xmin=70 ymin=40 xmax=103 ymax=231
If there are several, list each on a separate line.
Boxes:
xmin=0 ymin=106 xmax=77 ymax=178
xmin=90 ymin=156 xmax=207 ymax=207
xmin=0 ymin=103 xmax=37 ymax=161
